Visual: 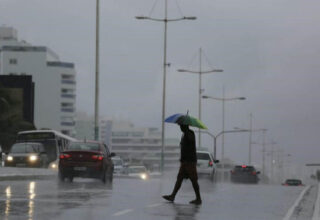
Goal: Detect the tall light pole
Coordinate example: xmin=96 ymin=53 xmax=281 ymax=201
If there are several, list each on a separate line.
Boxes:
xmin=136 ymin=1 xmax=196 ymax=172
xmin=235 ymin=127 xmax=268 ymax=168
xmin=249 ymin=113 xmax=253 ymax=164
xmin=178 ymin=49 xmax=223 ymax=149
xmin=94 ymin=0 xmax=100 ymax=141
xmin=202 ymin=94 xmax=245 ymax=181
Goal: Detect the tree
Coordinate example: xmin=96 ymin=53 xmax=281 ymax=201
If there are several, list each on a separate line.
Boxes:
xmin=0 ymin=87 xmax=36 ymax=152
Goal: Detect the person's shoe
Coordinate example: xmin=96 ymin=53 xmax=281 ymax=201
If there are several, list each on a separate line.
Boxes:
xmin=189 ymin=199 xmax=202 ymax=205
xmin=162 ymin=195 xmax=174 ymax=202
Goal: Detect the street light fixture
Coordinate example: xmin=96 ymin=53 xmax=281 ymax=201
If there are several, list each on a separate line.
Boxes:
xmin=136 ymin=0 xmax=196 ymax=173
xmin=177 ymin=48 xmax=223 ymax=149
xmin=202 ymin=93 xmax=246 ymax=182
xmin=200 ymin=129 xmax=250 ymax=159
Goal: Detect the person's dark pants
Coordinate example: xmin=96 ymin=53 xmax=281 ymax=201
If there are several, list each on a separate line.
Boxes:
xmin=170 ymin=162 xmax=201 ymax=200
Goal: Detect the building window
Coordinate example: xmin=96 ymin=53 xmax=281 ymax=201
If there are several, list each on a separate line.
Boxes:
xmin=61 ymin=88 xmax=75 ymax=98
xmin=9 ymin=59 xmax=17 ymax=65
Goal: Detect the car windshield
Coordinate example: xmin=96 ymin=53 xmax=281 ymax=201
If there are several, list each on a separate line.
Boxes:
xmin=68 ymin=143 xmax=101 ymax=151
xmin=10 ymin=143 xmax=41 ymax=153
xmin=128 ymin=167 xmax=146 ymax=173
xmin=197 ymin=153 xmax=211 ymax=160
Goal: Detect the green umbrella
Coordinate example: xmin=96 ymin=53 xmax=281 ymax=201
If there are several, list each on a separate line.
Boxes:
xmin=165 ymin=113 xmax=208 ymax=129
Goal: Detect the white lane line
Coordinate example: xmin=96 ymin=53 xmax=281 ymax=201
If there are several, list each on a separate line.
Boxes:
xmin=112 ymin=209 xmax=134 ymax=217
xmin=312 ymin=183 xmax=320 ymax=220
xmin=283 ymin=185 xmax=311 ymax=220
xmin=147 ymin=203 xmax=162 ymax=208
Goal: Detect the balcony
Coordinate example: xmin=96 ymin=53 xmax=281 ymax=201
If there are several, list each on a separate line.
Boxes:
xmin=61 ymin=94 xmax=76 ymax=99
xmin=61 ymin=108 xmax=75 ymax=113
xmin=61 ymin=122 xmax=75 ymax=126
xmin=61 ymin=80 xmax=76 ymax=85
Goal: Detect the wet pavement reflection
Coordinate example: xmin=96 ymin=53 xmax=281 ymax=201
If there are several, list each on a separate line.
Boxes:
xmin=0 ymin=178 xmax=305 ymax=220
xmin=0 ymin=179 xmax=113 ymax=219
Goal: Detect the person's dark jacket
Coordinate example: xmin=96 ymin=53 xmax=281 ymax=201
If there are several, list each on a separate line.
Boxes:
xmin=180 ymin=129 xmax=197 ymax=163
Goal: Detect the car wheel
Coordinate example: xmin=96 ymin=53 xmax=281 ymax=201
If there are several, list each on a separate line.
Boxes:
xmin=68 ymin=176 xmax=73 ymax=182
xmin=108 ymin=171 xmax=113 ymax=183
xmin=101 ymin=170 xmax=107 ymax=183
xmin=58 ymin=172 xmax=65 ymax=182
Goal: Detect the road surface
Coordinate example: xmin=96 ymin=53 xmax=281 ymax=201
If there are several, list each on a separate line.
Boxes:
xmin=0 ymin=176 xmax=317 ymax=220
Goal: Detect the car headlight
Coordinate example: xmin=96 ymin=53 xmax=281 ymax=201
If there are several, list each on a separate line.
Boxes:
xmin=29 ymin=155 xmax=38 ymax=162
xmin=7 ymin=156 xmax=13 ymax=161
xmin=140 ymin=173 xmax=148 ymax=180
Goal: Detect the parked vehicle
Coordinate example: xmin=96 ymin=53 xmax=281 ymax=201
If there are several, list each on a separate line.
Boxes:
xmin=58 ymin=141 xmax=115 ymax=183
xmin=5 ymin=142 xmax=49 ymax=168
xmin=126 ymin=165 xmax=149 ymax=180
xmin=230 ymin=165 xmax=260 ymax=183
xmin=282 ymin=179 xmax=304 ymax=186
xmin=196 ymin=151 xmax=219 ymax=181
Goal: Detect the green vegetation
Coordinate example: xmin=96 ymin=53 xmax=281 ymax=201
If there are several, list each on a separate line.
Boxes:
xmin=0 ymin=87 xmax=35 ymax=152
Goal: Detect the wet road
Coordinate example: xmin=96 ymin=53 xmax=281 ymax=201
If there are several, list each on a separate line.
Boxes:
xmin=0 ymin=176 xmax=307 ymax=220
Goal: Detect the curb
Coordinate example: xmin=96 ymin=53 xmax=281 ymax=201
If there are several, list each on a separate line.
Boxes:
xmin=0 ymin=174 xmax=57 ymax=181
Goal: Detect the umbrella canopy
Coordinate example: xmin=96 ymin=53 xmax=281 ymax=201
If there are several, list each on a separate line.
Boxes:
xmin=165 ymin=113 xmax=208 ymax=129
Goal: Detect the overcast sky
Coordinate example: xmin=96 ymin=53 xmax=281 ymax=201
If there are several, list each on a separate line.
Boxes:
xmin=1 ymin=0 xmax=320 ymax=168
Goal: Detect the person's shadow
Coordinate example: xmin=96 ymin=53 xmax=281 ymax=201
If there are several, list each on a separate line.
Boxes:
xmin=172 ymin=203 xmax=200 ymax=220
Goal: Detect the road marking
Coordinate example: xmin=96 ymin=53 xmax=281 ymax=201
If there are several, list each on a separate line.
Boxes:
xmin=312 ymin=183 xmax=320 ymax=220
xmin=283 ymin=185 xmax=311 ymax=220
xmin=112 ymin=209 xmax=134 ymax=216
xmin=147 ymin=203 xmax=162 ymax=208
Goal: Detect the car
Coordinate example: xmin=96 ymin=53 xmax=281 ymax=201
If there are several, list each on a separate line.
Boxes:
xmin=230 ymin=165 xmax=260 ymax=183
xmin=126 ymin=165 xmax=149 ymax=180
xmin=282 ymin=179 xmax=304 ymax=186
xmin=196 ymin=151 xmax=219 ymax=181
xmin=111 ymin=156 xmax=125 ymax=174
xmin=5 ymin=142 xmax=49 ymax=168
xmin=58 ymin=141 xmax=115 ymax=183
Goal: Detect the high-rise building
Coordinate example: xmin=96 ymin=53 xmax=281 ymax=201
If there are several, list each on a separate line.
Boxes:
xmin=0 ymin=27 xmax=76 ymax=136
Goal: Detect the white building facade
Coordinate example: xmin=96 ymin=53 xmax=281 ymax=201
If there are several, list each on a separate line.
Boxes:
xmin=110 ymin=121 xmax=180 ymax=170
xmin=0 ymin=27 xmax=76 ymax=136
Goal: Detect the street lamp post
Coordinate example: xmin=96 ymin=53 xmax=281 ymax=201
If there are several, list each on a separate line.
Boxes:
xmin=235 ymin=127 xmax=268 ymax=167
xmin=178 ymin=49 xmax=223 ymax=149
xmin=136 ymin=0 xmax=196 ymax=172
xmin=94 ymin=0 xmax=100 ymax=141
xmin=202 ymin=95 xmax=245 ymax=182
xmin=200 ymin=129 xmax=250 ymax=159
xmin=202 ymin=95 xmax=245 ymax=178
xmin=200 ymin=129 xmax=250 ymax=182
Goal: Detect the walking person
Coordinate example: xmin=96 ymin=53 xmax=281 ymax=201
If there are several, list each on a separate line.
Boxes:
xmin=162 ymin=124 xmax=202 ymax=205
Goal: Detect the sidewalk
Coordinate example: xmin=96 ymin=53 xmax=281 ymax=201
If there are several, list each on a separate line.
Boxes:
xmin=0 ymin=166 xmax=57 ymax=181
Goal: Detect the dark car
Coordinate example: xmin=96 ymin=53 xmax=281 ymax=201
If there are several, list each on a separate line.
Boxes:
xmin=5 ymin=142 xmax=49 ymax=168
xmin=58 ymin=141 xmax=115 ymax=183
xmin=282 ymin=179 xmax=304 ymax=186
xmin=230 ymin=165 xmax=260 ymax=183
